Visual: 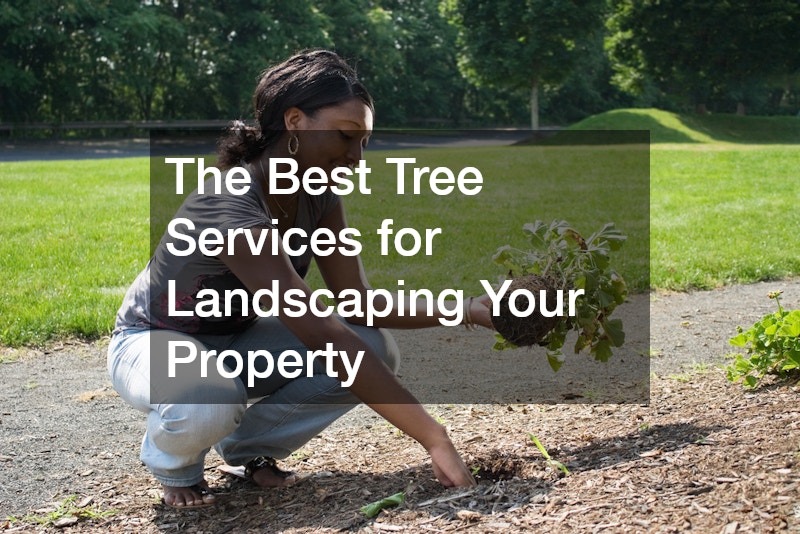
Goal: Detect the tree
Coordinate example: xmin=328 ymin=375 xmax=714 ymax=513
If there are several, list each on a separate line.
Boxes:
xmin=541 ymin=30 xmax=634 ymax=124
xmin=383 ymin=0 xmax=466 ymax=126
xmin=607 ymin=0 xmax=800 ymax=115
xmin=202 ymin=0 xmax=332 ymax=119
xmin=445 ymin=0 xmax=606 ymax=129
xmin=318 ymin=0 xmax=405 ymax=124
xmin=318 ymin=0 xmax=468 ymax=126
xmin=0 ymin=0 xmax=115 ymax=123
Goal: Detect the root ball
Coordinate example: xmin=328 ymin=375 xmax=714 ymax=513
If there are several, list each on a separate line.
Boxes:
xmin=490 ymin=274 xmax=564 ymax=347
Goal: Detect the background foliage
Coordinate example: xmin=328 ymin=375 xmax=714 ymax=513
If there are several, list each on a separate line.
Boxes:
xmin=1 ymin=0 xmax=798 ymax=129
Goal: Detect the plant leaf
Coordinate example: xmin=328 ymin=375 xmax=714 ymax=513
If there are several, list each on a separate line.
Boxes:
xmin=729 ymin=333 xmax=748 ymax=347
xmin=360 ymin=492 xmax=405 ymax=518
xmin=528 ymin=434 xmax=551 ymax=459
xmin=546 ymin=351 xmax=564 ymax=372
xmin=592 ymin=339 xmax=613 ymax=362
xmin=777 ymin=321 xmax=800 ymax=337
xmin=522 ymin=221 xmax=548 ymax=245
xmin=596 ymin=290 xmax=616 ymax=308
xmin=602 ymin=318 xmax=626 ymax=347
xmin=492 ymin=333 xmax=518 ymax=351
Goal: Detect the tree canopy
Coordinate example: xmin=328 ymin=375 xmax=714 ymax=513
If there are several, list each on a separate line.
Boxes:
xmin=607 ymin=0 xmax=800 ymax=115
xmin=1 ymin=0 xmax=797 ymax=129
xmin=444 ymin=0 xmax=606 ymax=129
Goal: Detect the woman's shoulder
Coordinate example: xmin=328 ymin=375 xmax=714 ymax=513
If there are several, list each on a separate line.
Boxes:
xmin=173 ymin=174 xmax=271 ymax=232
xmin=305 ymin=189 xmax=342 ymax=221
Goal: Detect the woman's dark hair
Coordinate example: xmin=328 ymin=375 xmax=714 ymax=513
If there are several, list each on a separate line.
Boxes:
xmin=217 ymin=50 xmax=374 ymax=168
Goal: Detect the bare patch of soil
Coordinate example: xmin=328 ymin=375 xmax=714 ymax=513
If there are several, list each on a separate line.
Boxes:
xmin=1 ymin=280 xmax=799 ymax=533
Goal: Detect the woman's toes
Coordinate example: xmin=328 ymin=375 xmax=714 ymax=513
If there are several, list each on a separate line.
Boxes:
xmin=162 ymin=483 xmax=215 ymax=508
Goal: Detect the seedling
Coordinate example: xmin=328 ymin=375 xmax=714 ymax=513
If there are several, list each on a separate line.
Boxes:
xmin=667 ymin=373 xmax=691 ymax=383
xmin=7 ymin=496 xmax=115 ymax=527
xmin=289 ymin=449 xmax=312 ymax=462
xmin=727 ymin=291 xmax=800 ymax=388
xmin=528 ymin=434 xmax=569 ymax=474
xmin=691 ymin=362 xmax=707 ymax=372
xmin=492 ymin=220 xmax=627 ymax=371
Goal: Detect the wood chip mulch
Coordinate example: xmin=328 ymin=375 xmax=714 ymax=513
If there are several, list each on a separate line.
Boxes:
xmin=4 ymin=370 xmax=797 ymax=533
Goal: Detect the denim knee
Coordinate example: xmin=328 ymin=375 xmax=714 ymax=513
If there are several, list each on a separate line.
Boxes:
xmin=153 ymin=402 xmax=246 ymax=455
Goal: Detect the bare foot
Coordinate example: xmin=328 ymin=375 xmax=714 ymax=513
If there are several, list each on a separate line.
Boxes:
xmin=162 ymin=481 xmax=216 ymax=508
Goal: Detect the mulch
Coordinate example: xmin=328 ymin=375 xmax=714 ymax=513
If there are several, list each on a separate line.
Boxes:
xmin=1 ymin=280 xmax=799 ymax=532
xmin=2 ymin=370 xmax=797 ymax=533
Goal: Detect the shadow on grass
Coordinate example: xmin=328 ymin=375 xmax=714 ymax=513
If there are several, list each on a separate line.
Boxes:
xmin=678 ymin=113 xmax=800 ymax=145
xmin=520 ymin=110 xmax=800 ymax=146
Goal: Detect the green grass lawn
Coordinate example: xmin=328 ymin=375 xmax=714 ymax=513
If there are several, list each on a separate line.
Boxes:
xmin=569 ymin=108 xmax=800 ymax=145
xmin=1 ymin=158 xmax=149 ymax=345
xmin=569 ymin=108 xmax=800 ymax=289
xmin=650 ymin=147 xmax=800 ymax=289
xmin=1 ymin=109 xmax=798 ymax=346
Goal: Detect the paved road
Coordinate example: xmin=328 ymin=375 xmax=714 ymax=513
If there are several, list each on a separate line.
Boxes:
xmin=0 ymin=130 xmax=537 ymax=162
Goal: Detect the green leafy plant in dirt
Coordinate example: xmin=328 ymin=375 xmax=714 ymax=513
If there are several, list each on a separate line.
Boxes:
xmin=7 ymin=495 xmax=115 ymax=527
xmin=727 ymin=291 xmax=800 ymax=388
xmin=528 ymin=434 xmax=569 ymax=475
xmin=492 ymin=220 xmax=628 ymax=371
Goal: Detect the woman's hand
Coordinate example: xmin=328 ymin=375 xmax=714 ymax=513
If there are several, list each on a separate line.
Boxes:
xmin=426 ymin=436 xmax=477 ymax=487
xmin=369 ymin=405 xmax=476 ymax=487
xmin=466 ymin=294 xmax=495 ymax=330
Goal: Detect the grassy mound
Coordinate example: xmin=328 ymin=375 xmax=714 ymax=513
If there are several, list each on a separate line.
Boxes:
xmin=567 ymin=108 xmax=800 ymax=144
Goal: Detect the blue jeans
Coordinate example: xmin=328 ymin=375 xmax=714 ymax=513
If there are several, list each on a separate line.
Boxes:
xmin=107 ymin=317 xmax=400 ymax=487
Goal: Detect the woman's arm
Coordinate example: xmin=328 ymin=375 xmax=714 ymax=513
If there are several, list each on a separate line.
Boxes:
xmin=221 ymin=227 xmax=476 ymax=487
xmin=316 ymin=202 xmax=494 ymax=330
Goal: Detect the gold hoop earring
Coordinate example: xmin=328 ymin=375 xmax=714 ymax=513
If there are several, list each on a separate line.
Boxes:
xmin=288 ymin=134 xmax=300 ymax=156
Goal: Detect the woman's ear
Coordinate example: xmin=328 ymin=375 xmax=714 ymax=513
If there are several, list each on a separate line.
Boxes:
xmin=283 ymin=107 xmax=307 ymax=132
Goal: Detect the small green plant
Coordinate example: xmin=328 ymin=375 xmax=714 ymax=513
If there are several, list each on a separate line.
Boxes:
xmin=528 ymin=434 xmax=569 ymax=474
xmin=691 ymin=361 xmax=711 ymax=374
xmin=726 ymin=291 xmax=800 ymax=388
xmin=492 ymin=220 xmax=628 ymax=371
xmin=289 ymin=449 xmax=312 ymax=462
xmin=8 ymin=496 xmax=115 ymax=527
xmin=667 ymin=373 xmax=692 ymax=383
xmin=0 ymin=352 xmax=19 ymax=364
xmin=581 ymin=388 xmax=599 ymax=400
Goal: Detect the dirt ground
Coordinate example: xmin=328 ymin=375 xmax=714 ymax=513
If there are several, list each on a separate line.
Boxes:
xmin=1 ymin=280 xmax=799 ymax=533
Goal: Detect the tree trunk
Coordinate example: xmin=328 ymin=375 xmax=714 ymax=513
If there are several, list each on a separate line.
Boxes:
xmin=695 ymin=103 xmax=708 ymax=114
xmin=530 ymin=79 xmax=539 ymax=130
xmin=736 ymin=102 xmax=746 ymax=115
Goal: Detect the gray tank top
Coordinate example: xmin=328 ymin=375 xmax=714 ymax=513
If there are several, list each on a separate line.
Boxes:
xmin=114 ymin=165 xmax=340 ymax=335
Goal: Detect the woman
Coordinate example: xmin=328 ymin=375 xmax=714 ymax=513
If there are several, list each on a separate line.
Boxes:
xmin=108 ymin=49 xmax=493 ymax=509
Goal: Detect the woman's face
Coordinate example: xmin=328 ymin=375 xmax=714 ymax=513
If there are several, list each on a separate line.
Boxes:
xmin=286 ymin=98 xmax=373 ymax=175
